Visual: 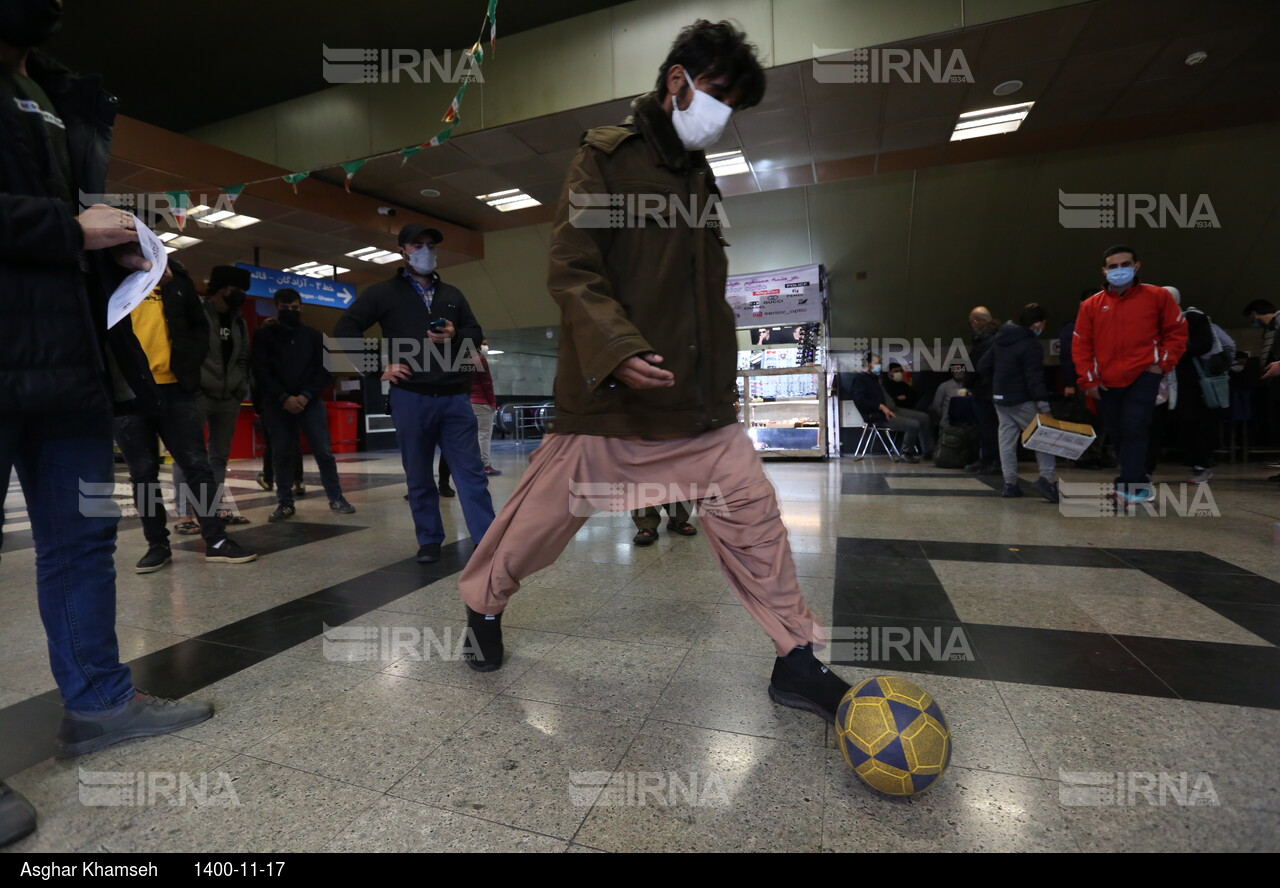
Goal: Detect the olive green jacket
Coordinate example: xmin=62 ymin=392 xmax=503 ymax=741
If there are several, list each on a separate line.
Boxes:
xmin=547 ymin=91 xmax=740 ymax=437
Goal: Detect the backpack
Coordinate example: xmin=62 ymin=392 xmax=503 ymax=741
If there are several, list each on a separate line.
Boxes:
xmin=934 ymin=423 xmax=977 ymax=469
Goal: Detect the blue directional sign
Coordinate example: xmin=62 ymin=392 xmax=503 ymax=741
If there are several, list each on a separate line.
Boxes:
xmin=236 ymin=263 xmax=355 ymax=309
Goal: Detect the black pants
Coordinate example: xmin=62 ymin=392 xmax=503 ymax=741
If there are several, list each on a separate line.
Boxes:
xmin=260 ymin=417 xmax=303 ymax=490
xmin=1099 ymin=371 xmax=1162 ymax=488
xmin=1180 ymin=407 xmax=1224 ymax=469
xmin=438 ymin=453 xmax=451 ymax=488
xmin=973 ymin=397 xmax=999 ymax=464
xmin=262 ymin=400 xmax=345 ymax=507
xmin=113 ymin=384 xmax=226 ymax=546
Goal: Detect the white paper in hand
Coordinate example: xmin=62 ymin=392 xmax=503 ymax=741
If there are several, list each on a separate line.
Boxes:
xmin=106 ymin=218 xmax=168 ymax=329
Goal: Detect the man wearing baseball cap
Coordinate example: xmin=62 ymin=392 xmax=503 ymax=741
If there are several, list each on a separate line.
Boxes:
xmin=334 ymin=224 xmax=494 ymax=562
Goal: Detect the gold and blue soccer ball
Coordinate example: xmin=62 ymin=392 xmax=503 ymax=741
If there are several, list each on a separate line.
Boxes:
xmin=835 ymin=676 xmax=952 ymax=796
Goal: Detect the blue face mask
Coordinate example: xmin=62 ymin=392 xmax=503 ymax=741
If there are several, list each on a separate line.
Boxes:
xmin=870 ymin=364 xmax=882 ymax=375
xmin=1106 ymin=266 xmax=1136 ymax=288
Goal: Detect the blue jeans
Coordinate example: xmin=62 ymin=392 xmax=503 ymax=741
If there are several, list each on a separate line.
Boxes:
xmin=1099 ymin=370 xmax=1162 ymax=489
xmin=390 ymin=388 xmax=495 ymax=546
xmin=262 ymin=399 xmax=345 ymax=507
xmin=0 ymin=411 xmax=134 ymax=713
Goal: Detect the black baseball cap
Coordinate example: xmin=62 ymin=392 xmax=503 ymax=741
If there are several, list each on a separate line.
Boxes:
xmin=397 ymin=224 xmax=443 ymax=247
xmin=208 ymin=265 xmax=251 ymax=293
xmin=1241 ymin=299 xmax=1277 ymax=317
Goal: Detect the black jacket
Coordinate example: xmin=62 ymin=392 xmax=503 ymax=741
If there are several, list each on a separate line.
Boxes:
xmin=965 ymin=320 xmax=1001 ymax=399
xmin=251 ymin=321 xmax=331 ymax=407
xmin=333 ymin=269 xmax=483 ymax=396
xmin=159 ymin=260 xmax=209 ymax=393
xmin=0 ymin=50 xmax=154 ymax=415
xmin=850 ymin=371 xmax=890 ymax=421
xmin=979 ymin=321 xmax=1050 ymax=407
xmin=1174 ymin=308 xmax=1221 ymax=417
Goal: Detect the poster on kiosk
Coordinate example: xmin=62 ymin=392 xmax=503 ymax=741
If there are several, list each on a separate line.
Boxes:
xmin=727 ymin=263 xmax=834 ymax=457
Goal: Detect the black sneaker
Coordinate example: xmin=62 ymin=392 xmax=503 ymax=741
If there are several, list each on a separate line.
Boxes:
xmin=898 ymin=453 xmax=920 ymax=464
xmin=329 ymin=497 xmax=356 ymax=514
xmin=268 ymin=504 xmax=295 ymax=522
xmin=1032 ymin=477 xmax=1060 ymax=503
xmin=206 ymin=537 xmax=258 ymax=564
xmin=0 ymin=781 xmax=37 ymax=849
xmin=465 ymin=606 xmax=504 ymax=672
xmin=55 ymin=692 xmax=214 ymax=758
xmin=1001 ymin=484 xmax=1024 ymax=498
xmin=417 ymin=543 xmax=441 ymax=563
xmin=438 ymin=484 xmax=456 ymax=498
xmin=135 ymin=544 xmax=172 ymax=574
xmin=293 ymin=482 xmax=307 ymax=497
xmin=767 ymin=644 xmax=850 ymax=723
xmin=964 ymin=460 xmax=981 ymax=473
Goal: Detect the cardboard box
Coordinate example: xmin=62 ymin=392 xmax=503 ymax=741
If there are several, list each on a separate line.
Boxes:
xmin=1021 ymin=413 xmax=1096 ymax=460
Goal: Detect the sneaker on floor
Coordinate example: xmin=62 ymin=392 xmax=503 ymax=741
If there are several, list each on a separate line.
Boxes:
xmin=964 ymin=460 xmax=982 ymax=473
xmin=329 ymin=496 xmax=357 ymax=514
xmin=416 ymin=543 xmax=441 ymax=563
xmin=1190 ymin=467 xmax=1214 ymax=485
xmin=55 ymin=692 xmax=214 ymax=758
xmin=767 ymin=644 xmax=850 ymax=724
xmin=135 ymin=544 xmax=172 ymax=574
xmin=484 ymin=465 xmax=503 ymax=476
xmin=173 ymin=520 xmax=201 ymax=536
xmin=632 ymin=528 xmax=659 ymax=546
xmin=293 ymin=482 xmax=307 ymax=497
xmin=205 ymin=537 xmax=257 ymax=564
xmin=255 ymin=472 xmax=271 ymax=491
xmin=1119 ymin=486 xmax=1156 ymax=504
xmin=438 ymin=484 xmax=456 ymax=498
xmin=1032 ymin=477 xmax=1060 ymax=503
xmin=267 ymin=504 xmax=295 ymax=523
xmin=0 ymin=781 xmax=37 ymax=848
xmin=464 ymin=606 xmax=504 ymax=672
xmin=898 ymin=453 xmax=920 ymax=464
xmin=1001 ymin=483 xmax=1024 ymax=498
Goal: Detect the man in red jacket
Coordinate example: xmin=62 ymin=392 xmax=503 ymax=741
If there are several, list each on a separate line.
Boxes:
xmin=1073 ymin=245 xmax=1187 ymax=502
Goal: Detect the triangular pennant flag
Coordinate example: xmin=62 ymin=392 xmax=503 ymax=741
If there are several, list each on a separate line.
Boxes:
xmin=427 ymin=127 xmax=454 ymax=147
xmin=468 ymin=41 xmax=484 ymax=67
xmin=223 ymin=184 xmax=246 ymax=206
xmin=281 ymin=172 xmax=310 ymax=193
xmin=442 ymin=81 xmax=469 ymax=124
xmin=340 ymin=160 xmax=367 ymax=193
xmin=164 ymin=190 xmax=190 ymax=230
xmin=400 ymin=145 xmax=424 ymax=166
xmin=488 ymin=0 xmax=499 ymax=50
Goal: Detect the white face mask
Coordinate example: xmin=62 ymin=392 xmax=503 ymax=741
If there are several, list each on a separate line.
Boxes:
xmin=480 ymin=345 xmax=489 ymax=353
xmin=670 ymin=71 xmax=732 ymax=151
xmin=406 ymin=244 xmax=436 ymax=275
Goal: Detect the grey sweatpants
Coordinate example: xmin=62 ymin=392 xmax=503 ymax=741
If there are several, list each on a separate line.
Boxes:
xmin=995 ymin=402 xmax=1056 ymax=486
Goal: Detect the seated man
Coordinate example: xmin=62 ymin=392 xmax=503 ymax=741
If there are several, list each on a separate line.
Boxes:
xmin=930 ymin=363 xmax=969 ymax=430
xmin=850 ymin=353 xmax=935 ymax=462
xmin=882 ymin=362 xmax=914 ymax=409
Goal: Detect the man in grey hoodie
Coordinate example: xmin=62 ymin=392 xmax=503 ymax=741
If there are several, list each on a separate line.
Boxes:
xmin=173 ymin=265 xmax=252 ymax=529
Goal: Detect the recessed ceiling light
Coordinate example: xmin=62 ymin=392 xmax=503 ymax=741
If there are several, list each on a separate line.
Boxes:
xmin=218 ymin=214 xmax=260 ymax=229
xmin=485 ymin=350 xmax=504 ymax=355
xmin=196 ymin=210 xmax=235 ymax=224
xmin=345 ymin=247 xmax=403 ymax=264
xmin=420 ymin=188 xmax=441 ymax=197
xmin=951 ymin=101 xmax=1035 ymax=141
xmin=166 ymin=235 xmax=203 ymax=249
xmin=157 ymin=232 xmax=178 ymax=242
xmin=345 ymin=247 xmax=379 ymax=257
xmin=282 ymin=262 xmax=350 ymax=278
xmin=992 ymin=79 xmax=1023 ymax=96
xmin=706 ymin=150 xmax=750 ymax=177
xmin=476 ymin=189 xmax=541 ymax=212
xmin=1185 ymin=50 xmax=1208 ymax=66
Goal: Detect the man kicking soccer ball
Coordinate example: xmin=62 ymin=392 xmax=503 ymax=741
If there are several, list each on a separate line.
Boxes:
xmin=456 ymin=19 xmax=850 ymax=724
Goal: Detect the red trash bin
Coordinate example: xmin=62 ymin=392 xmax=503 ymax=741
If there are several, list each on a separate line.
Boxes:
xmin=326 ymin=401 xmax=361 ymax=454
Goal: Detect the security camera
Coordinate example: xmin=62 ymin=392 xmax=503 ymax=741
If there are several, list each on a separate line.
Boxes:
xmin=377 ymin=206 xmax=397 ymax=216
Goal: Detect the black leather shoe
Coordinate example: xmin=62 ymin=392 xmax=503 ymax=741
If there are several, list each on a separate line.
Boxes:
xmin=0 ymin=781 xmax=36 ymax=849
xmin=416 ymin=543 xmax=441 ymax=563
xmin=438 ymin=484 xmax=456 ymax=498
xmin=55 ymin=692 xmax=214 ymax=757
xmin=767 ymin=644 xmax=851 ymax=724
xmin=135 ymin=544 xmax=171 ymax=574
xmin=464 ymin=607 xmax=503 ymax=672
